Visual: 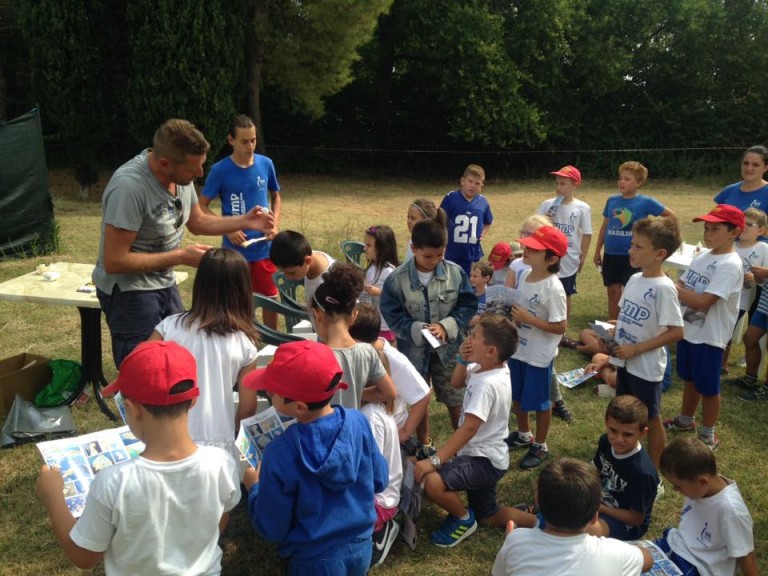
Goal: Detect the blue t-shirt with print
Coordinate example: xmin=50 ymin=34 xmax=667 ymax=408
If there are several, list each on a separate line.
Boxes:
xmin=440 ymin=190 xmax=494 ymax=265
xmin=602 ymin=194 xmax=665 ymax=255
xmin=202 ymin=154 xmax=280 ymax=262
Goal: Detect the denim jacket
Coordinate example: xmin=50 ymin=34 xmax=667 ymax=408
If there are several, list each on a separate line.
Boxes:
xmin=380 ymin=258 xmax=477 ymax=375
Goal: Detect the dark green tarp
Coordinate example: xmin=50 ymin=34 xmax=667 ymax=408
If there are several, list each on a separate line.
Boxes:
xmin=0 ymin=108 xmax=56 ymax=260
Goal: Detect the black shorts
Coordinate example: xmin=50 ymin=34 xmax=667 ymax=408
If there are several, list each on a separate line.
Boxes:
xmin=602 ymin=253 xmax=638 ymax=287
xmin=558 ymin=273 xmax=578 ymax=296
xmin=437 ymin=455 xmax=506 ymax=519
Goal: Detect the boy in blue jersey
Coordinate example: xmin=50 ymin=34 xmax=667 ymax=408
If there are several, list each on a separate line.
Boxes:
xmin=242 ymin=341 xmax=388 ymax=575
xmin=593 ymin=162 xmax=675 ymax=319
xmin=440 ymin=164 xmax=494 ymax=276
xmin=199 ymin=114 xmax=282 ymax=328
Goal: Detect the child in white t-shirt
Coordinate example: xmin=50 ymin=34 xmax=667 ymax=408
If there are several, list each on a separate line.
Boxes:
xmin=589 ymin=217 xmax=684 ymax=468
xmin=506 ymin=226 xmax=568 ymax=469
xmin=505 ymin=215 xmax=551 ymax=290
xmin=665 ymin=205 xmax=744 ymax=450
xmin=492 ymin=457 xmax=652 ymax=576
xmin=656 ymin=438 xmax=757 ymax=576
xmin=150 ymin=248 xmax=260 ymax=458
xmin=413 ymin=313 xmax=520 ymax=547
xmin=360 ymin=350 xmax=404 ymax=568
xmin=349 ymin=303 xmax=431 ymax=452
xmin=36 ymin=342 xmax=241 ymax=575
xmin=722 ymin=207 xmax=768 ymax=374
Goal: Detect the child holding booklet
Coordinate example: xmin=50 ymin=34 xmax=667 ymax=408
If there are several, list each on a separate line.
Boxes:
xmin=36 ymin=342 xmax=241 ymax=575
xmin=588 ymin=217 xmax=684 ymax=468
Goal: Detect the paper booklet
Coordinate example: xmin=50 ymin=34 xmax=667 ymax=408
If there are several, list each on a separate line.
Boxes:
xmin=398 ymin=459 xmax=424 ymax=550
xmin=556 ymin=367 xmax=598 ymax=388
xmin=235 ymin=406 xmax=296 ymax=469
xmin=37 ymin=426 xmax=145 ymax=517
xmin=588 ymin=321 xmax=625 ymax=368
xmin=630 ymin=540 xmax=684 ymax=576
xmin=484 ymin=285 xmax=521 ymax=317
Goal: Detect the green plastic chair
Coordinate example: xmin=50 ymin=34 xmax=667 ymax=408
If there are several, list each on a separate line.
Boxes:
xmin=272 ymin=271 xmax=305 ymax=311
xmin=340 ymin=240 xmax=366 ymax=268
xmin=253 ymin=293 xmax=310 ymax=333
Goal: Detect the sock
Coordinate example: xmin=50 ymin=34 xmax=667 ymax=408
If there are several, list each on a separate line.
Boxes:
xmin=699 ymin=425 xmax=715 ymax=441
xmin=518 ymin=431 xmax=533 ymax=442
xmin=743 ymin=374 xmax=758 ymax=386
xmin=677 ymin=414 xmax=694 ymax=426
xmin=533 ymin=441 xmax=548 ymax=452
xmin=458 ymin=511 xmax=470 ymax=521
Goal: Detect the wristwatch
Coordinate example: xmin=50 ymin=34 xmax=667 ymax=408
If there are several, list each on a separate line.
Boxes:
xmin=430 ymin=455 xmax=442 ymax=470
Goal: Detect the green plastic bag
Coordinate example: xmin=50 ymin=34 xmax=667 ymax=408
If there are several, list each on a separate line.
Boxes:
xmin=34 ymin=360 xmax=84 ymax=408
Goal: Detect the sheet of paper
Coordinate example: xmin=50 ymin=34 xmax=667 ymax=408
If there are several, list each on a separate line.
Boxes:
xmin=420 ymin=327 xmax=442 ymax=349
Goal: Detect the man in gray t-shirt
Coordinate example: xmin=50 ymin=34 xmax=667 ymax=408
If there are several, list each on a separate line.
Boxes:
xmin=94 ymin=119 xmax=273 ymax=367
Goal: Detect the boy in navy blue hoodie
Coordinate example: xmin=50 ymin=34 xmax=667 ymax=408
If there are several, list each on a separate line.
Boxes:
xmin=242 ymin=341 xmax=388 ymax=575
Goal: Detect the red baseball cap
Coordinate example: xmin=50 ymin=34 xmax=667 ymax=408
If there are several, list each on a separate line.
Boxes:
xmin=692 ymin=204 xmax=745 ymax=231
xmin=488 ymin=242 xmax=512 ymax=270
xmin=101 ymin=341 xmax=199 ymax=405
xmin=550 ymin=165 xmax=582 ymax=185
xmin=242 ymin=341 xmax=348 ymax=403
xmin=518 ymin=225 xmax=568 ymax=258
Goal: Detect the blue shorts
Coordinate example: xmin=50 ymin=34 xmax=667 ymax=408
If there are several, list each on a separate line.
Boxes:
xmin=654 ymin=529 xmax=701 ymax=576
xmin=602 ymin=253 xmax=638 ymax=287
xmin=509 ymin=358 xmax=552 ymax=412
xmin=749 ymin=310 xmax=768 ymax=331
xmin=676 ymin=340 xmax=723 ymax=396
xmin=616 ymin=368 xmax=662 ymax=418
xmin=437 ymin=455 xmax=506 ymax=520
xmin=97 ymin=284 xmax=184 ymax=369
xmin=558 ymin=273 xmax=578 ymax=296
xmin=599 ymin=512 xmax=646 ymax=541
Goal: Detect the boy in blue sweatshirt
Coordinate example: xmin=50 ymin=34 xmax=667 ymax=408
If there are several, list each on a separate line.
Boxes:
xmin=242 ymin=341 xmax=388 ymax=575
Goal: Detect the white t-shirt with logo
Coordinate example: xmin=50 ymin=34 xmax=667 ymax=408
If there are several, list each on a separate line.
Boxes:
xmin=614 ymin=273 xmax=683 ymax=381
xmin=511 ymin=271 xmax=567 ymax=368
xmin=538 ymin=198 xmax=593 ymax=278
xmin=457 ymin=364 xmax=512 ymax=470
xmin=679 ymin=251 xmax=743 ymax=349
xmin=667 ymin=477 xmax=754 ymax=576
xmin=735 ymin=241 xmax=768 ymax=310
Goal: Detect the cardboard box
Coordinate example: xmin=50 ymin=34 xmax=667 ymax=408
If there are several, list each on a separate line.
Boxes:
xmin=0 ymin=353 xmax=52 ymax=417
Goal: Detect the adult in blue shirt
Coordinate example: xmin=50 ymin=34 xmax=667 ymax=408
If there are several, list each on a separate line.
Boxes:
xmin=200 ymin=115 xmax=282 ymax=328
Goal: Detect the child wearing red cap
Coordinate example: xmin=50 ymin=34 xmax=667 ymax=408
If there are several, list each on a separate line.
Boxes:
xmin=665 ymin=205 xmax=745 ymax=450
xmin=488 ymin=242 xmax=514 ymax=286
xmin=506 ymin=225 xmax=569 ymax=469
xmin=538 ymin=165 xmax=593 ymax=321
xmin=242 ymin=340 xmax=388 ymax=575
xmin=36 ymin=341 xmax=241 ymax=575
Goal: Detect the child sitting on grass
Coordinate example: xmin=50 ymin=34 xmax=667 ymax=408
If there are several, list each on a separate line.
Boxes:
xmin=491 ymin=457 xmax=653 ymax=576
xmin=588 ymin=396 xmax=658 ymax=540
xmin=414 ymin=313 xmax=520 ymax=547
xmin=655 ymin=437 xmax=757 ymax=576
xmin=36 ymin=342 xmax=241 ymax=575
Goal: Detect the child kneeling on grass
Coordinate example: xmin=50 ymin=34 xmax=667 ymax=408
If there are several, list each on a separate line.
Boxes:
xmin=36 ymin=341 xmax=241 ymax=575
xmin=242 ymin=341 xmax=388 ymax=575
xmin=656 ymin=437 xmax=757 ymax=576
xmin=414 ymin=313 xmax=521 ymax=547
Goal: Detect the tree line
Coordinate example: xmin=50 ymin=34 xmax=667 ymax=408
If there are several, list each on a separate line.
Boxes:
xmin=2 ymin=0 xmax=767 ymax=182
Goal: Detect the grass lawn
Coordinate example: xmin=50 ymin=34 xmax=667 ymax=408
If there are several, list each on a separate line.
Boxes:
xmin=0 ymin=171 xmax=765 ymax=575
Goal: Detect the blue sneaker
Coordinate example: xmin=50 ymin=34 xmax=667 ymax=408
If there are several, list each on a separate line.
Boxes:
xmin=430 ymin=509 xmax=477 ymax=548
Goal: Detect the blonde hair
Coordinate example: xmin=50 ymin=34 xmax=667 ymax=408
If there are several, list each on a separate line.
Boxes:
xmin=522 ymin=213 xmax=553 ymax=231
xmin=463 ymin=164 xmax=485 ymax=180
xmin=618 ymin=161 xmax=648 ymax=187
xmin=744 ymin=207 xmax=768 ymax=228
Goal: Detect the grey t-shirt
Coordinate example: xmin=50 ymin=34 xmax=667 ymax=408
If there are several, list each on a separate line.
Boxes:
xmin=331 ymin=343 xmax=387 ymax=409
xmin=93 ymin=149 xmax=198 ymax=294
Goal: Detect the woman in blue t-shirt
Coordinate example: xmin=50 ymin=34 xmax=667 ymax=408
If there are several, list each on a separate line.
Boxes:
xmin=714 ymin=145 xmax=768 ymax=214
